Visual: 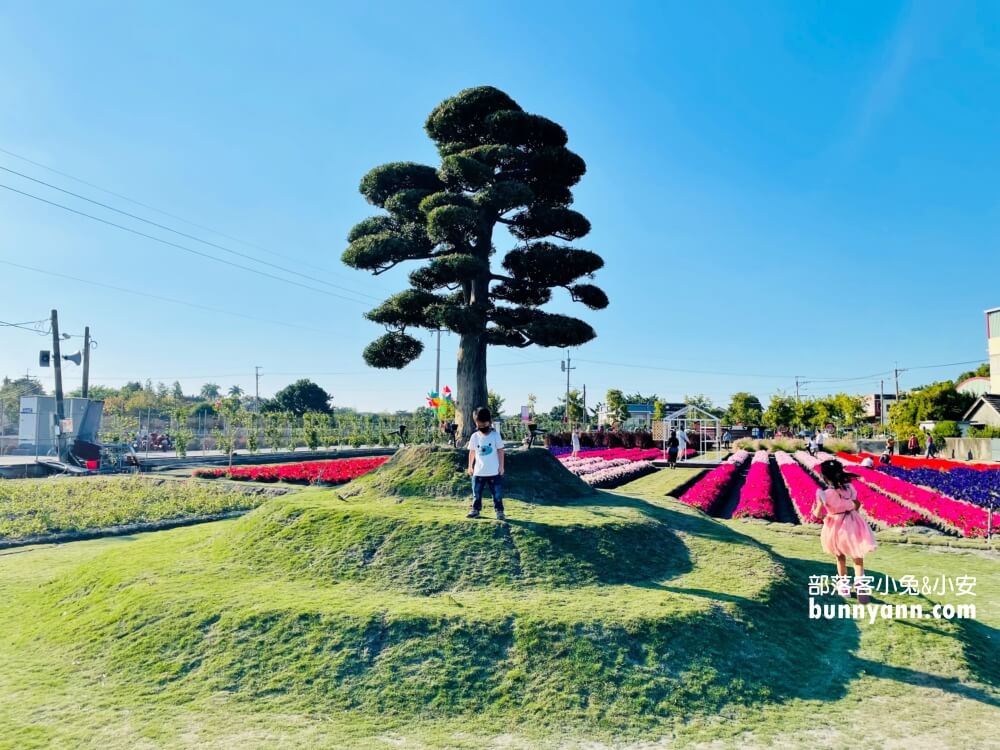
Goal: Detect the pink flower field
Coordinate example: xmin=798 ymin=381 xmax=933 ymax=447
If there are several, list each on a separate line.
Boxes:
xmin=678 ymin=449 xmax=751 ymax=513
xmin=731 ymin=451 xmax=775 ymax=520
xmin=824 ymin=454 xmax=992 ymax=537
xmin=774 ymin=451 xmax=822 ymax=524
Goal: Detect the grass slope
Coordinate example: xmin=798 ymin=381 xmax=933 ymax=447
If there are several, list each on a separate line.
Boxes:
xmin=0 ymin=457 xmax=997 ymax=748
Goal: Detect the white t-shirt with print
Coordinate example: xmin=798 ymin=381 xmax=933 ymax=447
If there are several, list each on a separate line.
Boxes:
xmin=467 ymin=428 xmax=503 ymax=476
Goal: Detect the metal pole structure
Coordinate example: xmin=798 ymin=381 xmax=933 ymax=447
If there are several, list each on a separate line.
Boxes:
xmin=582 ymin=384 xmax=586 ymax=428
xmin=561 ymin=351 xmax=576 ymax=428
xmin=82 ymin=326 xmax=91 ymax=398
xmin=51 ymin=309 xmax=66 ymax=461
xmin=879 ymin=379 xmax=885 ymax=432
xmin=255 ymin=366 xmax=261 ymax=411
xmin=435 ymin=328 xmax=441 ymax=395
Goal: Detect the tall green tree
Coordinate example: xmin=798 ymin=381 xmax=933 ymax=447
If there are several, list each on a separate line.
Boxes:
xmin=0 ymin=376 xmax=45 ymax=433
xmin=200 ymin=383 xmax=221 ymax=400
xmin=267 ymin=379 xmax=333 ymax=417
xmin=726 ymin=392 xmax=763 ymax=426
xmin=889 ymin=381 xmax=974 ymax=434
xmin=833 ymin=393 xmax=865 ymax=427
xmin=487 ymin=390 xmax=505 ymax=418
xmin=556 ymin=388 xmax=584 ymax=424
xmin=343 ymin=86 xmax=608 ymax=440
xmin=762 ymin=394 xmax=796 ymax=430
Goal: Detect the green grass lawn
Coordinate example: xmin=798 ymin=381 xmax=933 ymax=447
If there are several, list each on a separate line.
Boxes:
xmin=0 ymin=475 xmax=279 ymax=544
xmin=0 ymin=452 xmax=997 ymax=749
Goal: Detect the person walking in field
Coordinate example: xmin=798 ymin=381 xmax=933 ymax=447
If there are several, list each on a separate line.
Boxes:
xmin=907 ymin=434 xmax=919 ymax=455
xmin=677 ymin=426 xmax=689 ymax=461
xmin=466 ymin=406 xmax=506 ymax=521
xmin=666 ymin=429 xmax=680 ymax=468
xmin=811 ymin=459 xmax=877 ymax=604
xmin=571 ymin=427 xmax=581 ymax=458
xmin=924 ymin=432 xmax=935 ymax=459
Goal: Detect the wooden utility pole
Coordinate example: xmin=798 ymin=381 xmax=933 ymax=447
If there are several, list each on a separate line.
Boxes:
xmin=51 ymin=309 xmax=66 ymax=460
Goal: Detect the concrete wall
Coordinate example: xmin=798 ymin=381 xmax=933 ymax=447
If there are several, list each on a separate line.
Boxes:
xmin=942 ymin=438 xmax=1000 ymax=462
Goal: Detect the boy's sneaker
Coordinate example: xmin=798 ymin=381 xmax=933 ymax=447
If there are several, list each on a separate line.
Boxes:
xmin=466 ymin=509 xmax=480 ymax=519
xmin=496 ymin=511 xmax=507 ymax=521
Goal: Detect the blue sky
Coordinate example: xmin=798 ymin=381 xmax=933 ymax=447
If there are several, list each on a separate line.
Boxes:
xmin=1 ymin=1 xmax=998 ymax=413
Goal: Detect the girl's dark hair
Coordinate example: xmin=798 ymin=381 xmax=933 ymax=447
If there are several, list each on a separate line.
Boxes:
xmin=818 ymin=459 xmax=856 ymax=489
xmin=474 ymin=406 xmax=492 ymax=422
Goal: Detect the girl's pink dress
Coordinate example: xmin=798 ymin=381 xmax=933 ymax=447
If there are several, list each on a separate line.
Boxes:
xmin=816 ymin=484 xmax=877 ymax=559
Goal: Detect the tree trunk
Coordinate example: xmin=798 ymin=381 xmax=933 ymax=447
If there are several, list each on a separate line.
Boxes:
xmin=456 ymin=332 xmax=487 ymax=444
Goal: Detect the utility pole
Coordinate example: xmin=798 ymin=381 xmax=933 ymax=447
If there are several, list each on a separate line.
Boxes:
xmin=81 ymin=326 xmax=91 ymax=398
xmin=894 ymin=365 xmax=901 ymax=407
xmin=255 ymin=366 xmax=262 ymax=411
xmin=879 ymin=379 xmax=885 ymax=431
xmin=582 ymin=384 xmax=587 ymax=428
xmin=434 ymin=329 xmax=441 ymax=395
xmin=50 ymin=309 xmax=66 ymax=461
xmin=794 ymin=376 xmax=802 ymax=430
xmin=560 ymin=351 xmax=576 ymax=426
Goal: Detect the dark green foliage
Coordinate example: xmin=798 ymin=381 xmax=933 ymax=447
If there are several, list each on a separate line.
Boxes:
xmin=501 ymin=243 xmax=603 ymax=287
xmin=363 ymin=332 xmax=424 ymax=368
xmin=359 ymin=162 xmax=443 ymax=207
xmin=343 ymin=87 xmax=609 ymax=436
xmin=569 ymin=283 xmax=609 ymax=310
xmin=508 ymin=206 xmax=591 ymax=241
xmin=269 ymin=379 xmax=333 ymax=416
xmin=409 ymin=254 xmax=487 ymax=290
xmin=364 ymin=290 xmax=443 ymax=328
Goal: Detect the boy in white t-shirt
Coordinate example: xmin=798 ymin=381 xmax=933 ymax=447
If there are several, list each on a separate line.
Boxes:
xmin=466 ymin=406 xmax=506 ymax=520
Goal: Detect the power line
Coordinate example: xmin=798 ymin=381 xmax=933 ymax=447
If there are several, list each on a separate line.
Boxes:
xmin=0 ymin=145 xmax=361 ymax=282
xmin=574 ymin=358 xmax=810 ymax=380
xmin=0 ymin=182 xmax=369 ymax=306
xmin=0 ymin=164 xmax=381 ymax=303
xmin=901 ymin=358 xmax=986 ymax=372
xmin=59 ymin=359 xmax=564 ymax=383
xmin=0 ymin=317 xmax=50 ymax=335
xmin=0 ymin=259 xmax=338 ymax=335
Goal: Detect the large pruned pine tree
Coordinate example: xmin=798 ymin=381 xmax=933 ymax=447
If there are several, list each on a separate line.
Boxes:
xmin=343 ymin=86 xmax=608 ymax=440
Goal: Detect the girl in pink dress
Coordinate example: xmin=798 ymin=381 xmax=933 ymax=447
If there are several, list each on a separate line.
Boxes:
xmin=810 ymin=459 xmax=877 ymax=603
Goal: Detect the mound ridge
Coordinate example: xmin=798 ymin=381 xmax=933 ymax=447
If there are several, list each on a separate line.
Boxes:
xmin=339 ymin=445 xmax=595 ymax=503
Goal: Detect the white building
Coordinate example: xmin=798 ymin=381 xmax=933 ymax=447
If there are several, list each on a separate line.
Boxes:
xmin=962 ymin=307 xmax=1000 ymax=428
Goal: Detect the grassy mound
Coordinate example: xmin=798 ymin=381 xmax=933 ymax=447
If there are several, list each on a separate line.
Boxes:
xmin=217 ymin=492 xmax=690 ymax=593
xmin=340 ymin=445 xmax=594 ymax=503
xmin=217 ymin=445 xmax=656 ymax=593
xmin=35 ymin=500 xmax=840 ymax=734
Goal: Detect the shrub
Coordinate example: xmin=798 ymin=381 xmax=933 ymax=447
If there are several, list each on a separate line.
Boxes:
xmin=932 ymin=420 xmax=961 ymax=439
xmin=968 ymin=426 xmax=1000 ymax=438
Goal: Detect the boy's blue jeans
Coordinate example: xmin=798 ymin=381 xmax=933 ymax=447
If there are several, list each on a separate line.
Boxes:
xmin=472 ymin=474 xmax=504 ymax=512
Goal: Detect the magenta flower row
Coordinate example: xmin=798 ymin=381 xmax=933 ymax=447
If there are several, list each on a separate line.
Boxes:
xmin=732 ymin=450 xmax=775 ymax=520
xmin=774 ymin=451 xmax=822 ymax=524
xmin=829 ymin=456 xmax=991 ymax=537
